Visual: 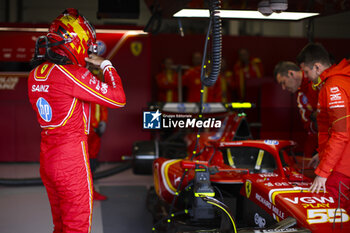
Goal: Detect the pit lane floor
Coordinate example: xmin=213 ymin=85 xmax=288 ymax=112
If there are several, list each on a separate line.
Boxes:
xmin=0 ymin=163 xmax=153 ymax=233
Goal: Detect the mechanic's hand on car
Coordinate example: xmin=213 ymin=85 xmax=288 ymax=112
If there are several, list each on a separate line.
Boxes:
xmin=308 ymin=153 xmax=319 ymax=169
xmin=309 ymin=175 xmax=327 ymax=193
xmin=85 ymin=54 xmax=105 ymax=67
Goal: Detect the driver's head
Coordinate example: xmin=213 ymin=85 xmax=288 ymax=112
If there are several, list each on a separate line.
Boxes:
xmin=48 ymin=8 xmax=97 ymax=67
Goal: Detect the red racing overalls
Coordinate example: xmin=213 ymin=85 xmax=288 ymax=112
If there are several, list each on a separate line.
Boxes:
xmin=315 ymin=59 xmax=350 ymax=212
xmin=28 ymin=60 xmax=126 ymax=233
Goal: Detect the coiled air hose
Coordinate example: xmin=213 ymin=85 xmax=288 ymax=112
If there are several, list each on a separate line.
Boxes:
xmin=191 ymin=0 xmax=222 ymax=161
xmin=201 ymin=0 xmax=222 ymax=87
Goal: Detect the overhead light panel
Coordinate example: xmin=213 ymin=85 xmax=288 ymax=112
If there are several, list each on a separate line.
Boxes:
xmin=173 ymin=9 xmax=319 ymax=21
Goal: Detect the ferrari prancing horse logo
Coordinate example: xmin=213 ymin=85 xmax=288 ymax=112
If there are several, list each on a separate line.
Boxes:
xmin=41 ymin=64 xmax=48 ymax=74
xmin=245 ymin=180 xmax=252 ymax=198
xmin=130 ymin=41 xmax=142 ymax=56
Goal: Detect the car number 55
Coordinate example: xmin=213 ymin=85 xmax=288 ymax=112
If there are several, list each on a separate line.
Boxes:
xmin=307 ymin=208 xmax=350 ymax=224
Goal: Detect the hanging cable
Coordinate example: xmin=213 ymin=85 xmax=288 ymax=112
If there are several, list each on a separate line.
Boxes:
xmin=200 ymin=195 xmax=237 ymax=233
xmin=201 ymin=0 xmax=222 ymax=87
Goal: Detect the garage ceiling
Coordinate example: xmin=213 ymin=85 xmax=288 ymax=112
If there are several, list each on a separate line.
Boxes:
xmin=143 ymin=0 xmax=350 ymax=18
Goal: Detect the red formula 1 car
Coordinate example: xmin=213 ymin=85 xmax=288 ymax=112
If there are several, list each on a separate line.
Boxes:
xmin=150 ymin=139 xmax=350 ymax=233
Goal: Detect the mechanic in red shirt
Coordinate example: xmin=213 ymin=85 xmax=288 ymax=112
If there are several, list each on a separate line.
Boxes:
xmin=297 ymin=43 xmax=350 ymax=212
xmin=182 ymin=52 xmax=222 ymax=102
xmin=220 ymin=58 xmax=234 ymax=102
xmin=155 ymin=57 xmax=178 ymax=102
xmin=28 ymin=9 xmax=126 ymax=233
xmin=233 ymin=48 xmax=263 ymax=101
xmin=274 ymin=61 xmax=318 ymax=157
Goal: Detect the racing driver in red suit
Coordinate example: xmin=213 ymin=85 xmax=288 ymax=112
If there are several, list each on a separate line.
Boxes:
xmin=298 ymin=43 xmax=350 ymax=213
xmin=28 ymin=9 xmax=126 ymax=233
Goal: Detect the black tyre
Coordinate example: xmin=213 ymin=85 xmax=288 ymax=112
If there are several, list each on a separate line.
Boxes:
xmin=132 ymin=140 xmax=158 ymax=175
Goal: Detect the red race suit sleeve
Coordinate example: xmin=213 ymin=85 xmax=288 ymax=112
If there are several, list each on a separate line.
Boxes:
xmin=316 ymin=84 xmax=349 ymax=178
xmin=56 ymin=61 xmax=126 ymax=108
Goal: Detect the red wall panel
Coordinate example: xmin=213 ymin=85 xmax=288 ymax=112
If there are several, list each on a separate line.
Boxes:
xmin=0 ymin=74 xmax=41 ymax=161
xmin=100 ymin=34 xmax=152 ymax=161
xmin=1 ymin=30 xmax=350 ymax=161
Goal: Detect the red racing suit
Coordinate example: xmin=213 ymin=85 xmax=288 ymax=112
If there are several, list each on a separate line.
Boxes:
xmin=296 ymin=75 xmax=318 ymax=157
xmin=315 ymin=59 xmax=350 ymax=210
xmin=28 ymin=60 xmax=126 ymax=233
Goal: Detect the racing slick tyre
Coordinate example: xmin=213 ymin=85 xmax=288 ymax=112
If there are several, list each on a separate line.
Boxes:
xmin=132 ymin=140 xmax=158 ymax=175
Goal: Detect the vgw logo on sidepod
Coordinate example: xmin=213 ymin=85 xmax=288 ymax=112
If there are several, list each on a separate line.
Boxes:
xmin=143 ymin=110 xmax=162 ymax=129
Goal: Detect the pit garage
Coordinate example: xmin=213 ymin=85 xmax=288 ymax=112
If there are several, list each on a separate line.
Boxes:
xmin=1 ymin=1 xmax=350 ymax=233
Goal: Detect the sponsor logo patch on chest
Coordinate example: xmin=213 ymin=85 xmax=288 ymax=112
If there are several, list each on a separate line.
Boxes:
xmin=330 ymin=93 xmax=341 ymax=101
xmin=36 ymin=97 xmax=52 ymax=122
xmin=32 ymin=84 xmax=49 ymax=92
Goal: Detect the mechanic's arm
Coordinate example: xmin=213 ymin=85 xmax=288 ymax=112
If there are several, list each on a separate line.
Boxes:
xmin=310 ymin=111 xmax=318 ymax=132
xmin=96 ymin=105 xmax=108 ymax=137
xmin=307 ymin=153 xmax=319 ymax=169
xmin=65 ymin=54 xmax=126 ymax=108
xmin=297 ymin=92 xmax=309 ymax=124
xmin=297 ymin=93 xmax=317 ymax=133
